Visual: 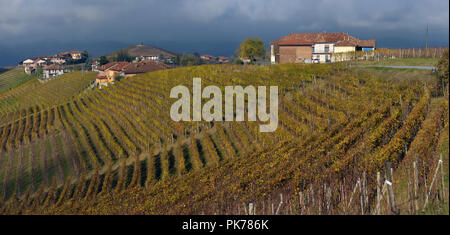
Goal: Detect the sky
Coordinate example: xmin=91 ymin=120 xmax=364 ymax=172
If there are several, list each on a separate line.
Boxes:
xmin=0 ymin=0 xmax=448 ymax=66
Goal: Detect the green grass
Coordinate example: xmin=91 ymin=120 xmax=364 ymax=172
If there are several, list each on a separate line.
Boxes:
xmin=0 ymin=68 xmax=34 ymax=94
xmin=351 ymin=58 xmax=439 ymax=67
xmin=354 ymin=66 xmax=436 ymax=86
xmin=364 ymin=66 xmax=422 ymax=71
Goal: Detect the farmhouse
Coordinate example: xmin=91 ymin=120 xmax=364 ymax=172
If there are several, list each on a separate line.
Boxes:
xmin=276 ymin=40 xmax=313 ymax=63
xmin=270 ymin=32 xmax=376 ymax=64
xmin=95 ymin=60 xmax=168 ymax=87
xmin=106 ymin=62 xmax=130 ymax=79
xmin=96 ymin=62 xmax=117 ymax=76
xmin=22 ymin=58 xmax=47 ymax=74
xmin=122 ymin=60 xmax=170 ymax=78
xmin=95 ymin=62 xmax=130 ymax=86
xmin=42 ymin=64 xmax=65 ymax=79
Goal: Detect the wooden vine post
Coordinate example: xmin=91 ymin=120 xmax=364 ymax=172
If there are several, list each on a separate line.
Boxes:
xmin=439 ymin=153 xmax=446 ymax=202
xmin=423 ymin=153 xmax=446 ymax=211
xmin=376 ymin=172 xmax=381 ymax=215
xmin=385 ymin=162 xmax=399 ymax=215
xmin=413 ymin=156 xmax=419 ymax=214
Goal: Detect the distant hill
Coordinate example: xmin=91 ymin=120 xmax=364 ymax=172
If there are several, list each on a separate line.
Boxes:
xmin=106 ymin=44 xmax=178 ymax=59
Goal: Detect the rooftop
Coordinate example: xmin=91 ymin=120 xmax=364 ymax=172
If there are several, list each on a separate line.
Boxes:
xmin=123 ymin=60 xmax=170 ymax=74
xmin=272 ymin=32 xmax=375 ymax=48
xmin=43 ymin=64 xmax=64 ymax=70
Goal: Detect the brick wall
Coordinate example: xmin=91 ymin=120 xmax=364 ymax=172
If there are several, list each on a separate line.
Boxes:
xmin=279 ymin=46 xmax=312 ymax=64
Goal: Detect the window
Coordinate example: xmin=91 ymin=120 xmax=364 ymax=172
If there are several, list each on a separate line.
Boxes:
xmin=312 ymin=47 xmax=315 ymax=53
xmin=325 ymin=45 xmax=330 ymax=53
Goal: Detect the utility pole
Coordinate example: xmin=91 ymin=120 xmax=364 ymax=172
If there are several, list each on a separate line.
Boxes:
xmin=425 ymin=24 xmax=429 ymax=50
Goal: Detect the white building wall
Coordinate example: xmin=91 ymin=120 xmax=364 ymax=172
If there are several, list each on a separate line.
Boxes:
xmin=313 ymin=43 xmax=334 ymax=54
xmin=270 ymin=45 xmax=276 ymax=64
xmin=334 ymin=46 xmax=356 ymax=62
xmin=312 ymin=43 xmax=335 ymax=63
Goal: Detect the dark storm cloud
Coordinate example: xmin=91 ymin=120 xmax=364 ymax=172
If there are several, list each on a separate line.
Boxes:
xmin=0 ymin=0 xmax=448 ymax=65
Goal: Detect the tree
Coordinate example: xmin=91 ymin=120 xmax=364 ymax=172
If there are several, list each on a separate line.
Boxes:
xmin=115 ymin=49 xmax=132 ymax=62
xmin=80 ymin=50 xmax=89 ymax=63
xmin=99 ymin=56 xmax=109 ymax=66
xmin=114 ymin=74 xmax=123 ymax=82
xmin=236 ymin=37 xmax=266 ymax=62
xmin=180 ymin=54 xmax=202 ymax=66
xmin=233 ymin=57 xmax=244 ymax=65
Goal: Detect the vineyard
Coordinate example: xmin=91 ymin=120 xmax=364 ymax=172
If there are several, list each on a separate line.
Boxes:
xmin=0 ymin=71 xmax=96 ymax=116
xmin=0 ymin=68 xmax=34 ymax=94
xmin=337 ymin=47 xmax=447 ymax=64
xmin=0 ymin=62 xmax=448 ymax=215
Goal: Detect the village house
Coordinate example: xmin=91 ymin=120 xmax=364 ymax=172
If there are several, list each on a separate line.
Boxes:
xmin=95 ymin=61 xmax=131 ymax=87
xmin=21 ymin=49 xmax=85 ymax=75
xmin=34 ymin=58 xmax=47 ymax=67
xmin=22 ymin=58 xmax=47 ymax=74
xmin=122 ymin=60 xmax=170 ymax=78
xmin=217 ymin=56 xmax=230 ymax=64
xmin=105 ymin=62 xmax=130 ymax=79
xmin=58 ymin=50 xmax=83 ymax=60
xmin=161 ymin=55 xmax=176 ymax=64
xmin=95 ymin=60 xmax=169 ymax=87
xmin=270 ymin=32 xmax=376 ymax=64
xmin=50 ymin=56 xmax=66 ymax=65
xmin=135 ymin=54 xmax=160 ymax=62
xmin=96 ymin=62 xmax=117 ymax=76
xmin=91 ymin=60 xmax=100 ymax=71
xmin=95 ymin=62 xmax=121 ymax=86
xmin=201 ymin=55 xmax=216 ymax=62
xmin=42 ymin=64 xmax=65 ymax=79
xmin=22 ymin=59 xmax=36 ymax=74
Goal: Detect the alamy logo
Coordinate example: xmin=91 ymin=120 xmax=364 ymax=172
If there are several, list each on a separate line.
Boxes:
xmin=170 ymin=78 xmax=278 ymax=132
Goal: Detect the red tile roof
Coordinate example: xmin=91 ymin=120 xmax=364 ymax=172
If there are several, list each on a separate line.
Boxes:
xmin=272 ymin=32 xmax=356 ymax=44
xmin=278 ymin=40 xmax=313 ymax=46
xmin=43 ymin=64 xmax=64 ymax=70
xmin=335 ymin=41 xmax=357 ymax=46
xmin=272 ymin=32 xmax=375 ymax=48
xmin=67 ymin=50 xmax=83 ymax=54
xmin=358 ymin=39 xmax=376 ymax=48
xmin=98 ymin=62 xmax=117 ymax=71
xmin=109 ymin=62 xmax=130 ymax=71
xmin=123 ymin=60 xmax=170 ymax=74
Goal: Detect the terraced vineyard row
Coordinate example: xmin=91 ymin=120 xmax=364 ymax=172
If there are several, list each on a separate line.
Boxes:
xmin=0 ymin=63 xmax=445 ymax=215
xmin=0 ymin=71 xmax=96 ymax=121
xmin=0 ymin=65 xmax=347 ymax=199
xmin=0 ymin=68 xmax=34 ymax=94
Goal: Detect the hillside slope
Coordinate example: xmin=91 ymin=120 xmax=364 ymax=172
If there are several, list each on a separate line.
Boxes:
xmin=107 ymin=44 xmax=178 ymax=59
xmin=0 ymin=64 xmax=447 ymax=215
xmin=0 ymin=68 xmax=34 ymax=94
